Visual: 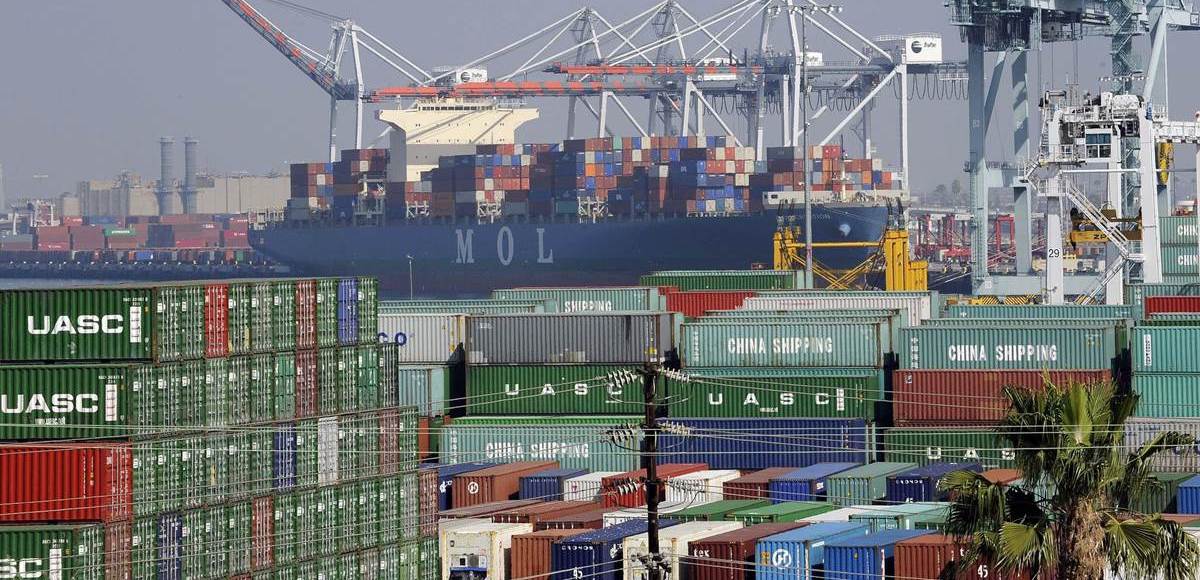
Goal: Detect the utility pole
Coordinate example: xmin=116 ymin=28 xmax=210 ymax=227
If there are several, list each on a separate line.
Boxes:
xmin=641 ymin=362 xmax=665 ymax=580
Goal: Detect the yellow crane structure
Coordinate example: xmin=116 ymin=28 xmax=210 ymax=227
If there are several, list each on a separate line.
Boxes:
xmin=773 ymin=223 xmax=928 ymax=291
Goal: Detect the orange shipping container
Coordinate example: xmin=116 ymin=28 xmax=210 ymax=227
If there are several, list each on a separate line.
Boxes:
xmin=511 ymin=530 xmax=589 ymax=580
xmin=452 ymin=461 xmax=560 ymax=508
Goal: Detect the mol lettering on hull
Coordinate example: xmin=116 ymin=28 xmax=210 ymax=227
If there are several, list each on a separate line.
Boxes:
xmin=454 ymin=227 xmax=554 ymax=266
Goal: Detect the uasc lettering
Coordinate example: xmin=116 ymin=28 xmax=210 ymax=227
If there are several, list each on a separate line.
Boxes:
xmin=0 ymin=558 xmax=43 ymax=579
xmin=0 ymin=393 xmax=100 ymax=415
xmin=27 ymin=315 xmax=124 ymax=335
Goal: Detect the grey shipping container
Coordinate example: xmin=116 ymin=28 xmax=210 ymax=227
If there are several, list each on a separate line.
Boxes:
xmin=442 ymin=416 xmax=641 ymax=472
xmin=377 ymin=313 xmax=465 ymax=364
xmin=465 ymin=312 xmax=677 ymax=364
xmin=491 ymin=287 xmax=665 ymax=312
xmin=1125 ymin=418 xmax=1200 ymax=472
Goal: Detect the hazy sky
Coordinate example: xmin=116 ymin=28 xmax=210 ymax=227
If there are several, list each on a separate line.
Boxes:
xmin=3 ymin=1 xmax=1197 ymax=201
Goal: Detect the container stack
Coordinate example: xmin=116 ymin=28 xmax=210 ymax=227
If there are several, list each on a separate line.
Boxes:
xmin=1159 ymin=215 xmax=1200 ymax=284
xmin=1127 ymin=296 xmax=1200 ymax=476
xmin=0 ymin=277 xmax=425 ymax=580
xmin=756 ymin=145 xmax=900 ymax=195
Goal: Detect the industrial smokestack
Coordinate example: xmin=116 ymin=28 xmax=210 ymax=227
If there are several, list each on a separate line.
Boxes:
xmin=157 ymin=137 xmax=175 ymax=215
xmin=180 ymin=137 xmax=198 ymax=214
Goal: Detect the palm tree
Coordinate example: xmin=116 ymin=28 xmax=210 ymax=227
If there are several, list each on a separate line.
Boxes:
xmin=940 ymin=380 xmax=1200 ymax=579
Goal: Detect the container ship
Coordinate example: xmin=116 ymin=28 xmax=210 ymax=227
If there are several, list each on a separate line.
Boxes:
xmin=253 ymin=135 xmax=903 ymax=297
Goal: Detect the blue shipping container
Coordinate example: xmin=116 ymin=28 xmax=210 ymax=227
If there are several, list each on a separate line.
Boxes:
xmin=1179 ymin=475 xmax=1200 ymax=514
xmin=824 ymin=529 xmax=933 ymax=580
xmin=552 ymin=519 xmax=678 ymax=580
xmin=885 ymin=463 xmax=981 ymax=503
xmin=432 ymin=462 xmax=496 ymax=510
xmin=657 ymin=419 xmax=870 ymax=470
xmin=273 ymin=427 xmax=297 ymax=490
xmin=519 ymin=468 xmax=588 ymax=501
xmin=337 ymin=278 xmax=359 ymax=345
xmin=754 ymin=523 xmax=869 ymax=580
xmin=768 ymin=463 xmax=861 ymax=503
xmin=157 ymin=513 xmax=183 ymax=580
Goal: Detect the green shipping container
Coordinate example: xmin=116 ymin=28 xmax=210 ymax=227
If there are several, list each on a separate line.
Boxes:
xmin=317 ymin=278 xmax=340 ymax=348
xmin=899 ymin=324 xmax=1119 ymax=370
xmin=379 ymin=300 xmax=551 ymax=314
xmin=228 ymin=356 xmax=252 ymax=425
xmin=0 ymin=287 xmax=153 ymax=361
xmin=418 ymin=536 xmax=439 ymax=580
xmin=398 ymin=471 xmax=420 ymax=541
xmin=398 ymin=539 xmax=421 ymax=580
xmin=0 ymin=524 xmax=106 ymax=580
xmin=204 ymin=357 xmax=228 ymax=428
xmin=883 ymin=428 xmax=1015 ymax=469
xmin=358 ymin=277 xmax=379 ymax=345
xmin=1132 ymin=373 xmax=1200 ymax=417
xmin=274 ymin=492 xmax=297 ymax=565
xmin=667 ymin=499 xmax=770 ymax=522
xmin=443 ymin=416 xmax=641 ymax=471
xmin=250 ymin=281 xmax=274 ymax=353
xmin=848 ymin=503 xmax=948 ymax=532
xmin=248 ymin=354 xmax=275 ymax=426
xmin=726 ymin=501 xmax=834 ymax=523
xmin=132 ymin=516 xmax=156 ymax=580
xmin=667 ymin=367 xmax=883 ymax=419
xmin=1127 ymin=282 xmax=1200 ymax=320
xmin=228 ymin=282 xmax=253 ymax=356
xmin=492 ymin=287 xmax=665 ymax=312
xmin=378 ymin=476 xmax=400 ymax=545
xmin=827 ymin=462 xmax=918 ymax=507
xmin=639 ymin=270 xmax=804 ymax=291
xmin=0 ymin=365 xmax=145 ymax=439
xmin=339 ymin=347 xmax=359 ymax=413
xmin=1134 ymin=326 xmax=1200 ymax=373
xmin=275 ymin=352 xmax=297 ymax=420
xmin=155 ymin=284 xmax=206 ymax=362
xmin=945 ymin=304 xmax=1134 ymax=320
xmin=1161 ymin=216 xmax=1200 ymax=245
xmin=318 ymin=348 xmax=340 ymax=414
xmin=392 ymin=365 xmax=450 ymax=416
xmin=1135 ymin=472 xmax=1191 ymax=513
xmin=1159 ymin=245 xmax=1200 ymax=276
xmin=680 ymin=321 xmax=887 ymax=367
xmin=357 ymin=345 xmax=380 ymax=411
xmin=464 ymin=365 xmax=644 ymax=415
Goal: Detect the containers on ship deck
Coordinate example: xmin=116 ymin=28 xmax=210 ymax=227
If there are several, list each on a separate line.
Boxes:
xmin=492 ymin=286 xmax=666 ymax=312
xmin=753 ymin=522 xmax=870 ymax=580
xmin=551 ymin=519 xmax=679 ymax=580
xmin=767 ymin=462 xmax=860 ymax=503
xmin=519 ymin=468 xmax=589 ymax=501
xmin=823 ymin=528 xmax=934 ymax=580
xmin=684 ymin=522 xmax=806 ymax=580
xmin=667 ymin=367 xmax=883 ymax=419
xmin=623 ymin=521 xmax=744 ymax=580
xmin=465 ymin=312 xmax=677 ymax=364
xmin=826 ymin=462 xmax=918 ymax=507
xmin=657 ymin=418 xmax=871 ymax=470
xmin=640 ymin=269 xmax=805 ymax=291
xmin=886 ymin=463 xmax=982 ymax=503
xmin=442 ymin=416 xmax=641 ymax=472
xmin=451 ymin=461 xmax=560 ymax=508
xmin=894 ymin=369 xmax=1112 ymax=425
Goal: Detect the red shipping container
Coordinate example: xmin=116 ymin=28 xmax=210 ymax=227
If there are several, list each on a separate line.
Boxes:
xmin=439 ymin=499 xmax=541 ymax=519
xmin=511 ymin=529 xmax=589 ymax=580
xmin=378 ymin=408 xmax=399 ymax=475
xmin=1146 ymin=296 xmax=1200 ymax=316
xmin=895 ymin=534 xmax=1033 ymax=580
xmin=452 ymin=461 xmax=560 ymax=508
xmin=418 ymin=467 xmax=439 ymax=537
xmin=722 ymin=468 xmax=796 ymax=500
xmin=533 ymin=505 xmax=611 ymax=531
xmin=600 ymin=463 xmax=708 ymax=508
xmin=61 ymin=216 xmax=85 ymax=226
xmin=893 ymin=370 xmax=1111 ymax=426
xmin=252 ymin=496 xmax=274 ymax=571
xmin=981 ymin=469 xmax=1022 ymax=485
xmin=684 ymin=522 xmax=806 ymax=580
xmin=0 ymin=443 xmax=132 ymax=522
xmin=295 ymin=280 xmax=317 ymax=351
xmin=105 ymin=519 xmax=132 ymax=580
xmin=490 ymin=501 xmax=599 ymax=527
xmin=204 ymin=283 xmax=229 ymax=358
xmin=294 ymin=350 xmax=318 ymax=418
xmin=666 ymin=291 xmax=757 ymax=318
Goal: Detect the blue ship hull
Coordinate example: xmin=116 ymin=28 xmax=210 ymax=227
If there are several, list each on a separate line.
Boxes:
xmin=250 ymin=205 xmax=890 ymax=297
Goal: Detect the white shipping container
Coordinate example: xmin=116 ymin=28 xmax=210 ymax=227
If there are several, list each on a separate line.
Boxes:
xmin=316 ymin=417 xmax=339 ymax=485
xmin=603 ymin=501 xmax=692 ymax=527
xmin=623 ymin=521 xmax=744 ymax=580
xmin=437 ymin=519 xmax=492 ymax=573
xmin=742 ymin=291 xmax=933 ymax=325
xmin=378 ymin=313 xmax=466 ymax=364
xmin=666 ymin=470 xmax=742 ymax=505
xmin=563 ymin=471 xmax=623 ymax=501
xmin=798 ymin=506 xmax=873 ymax=523
xmin=442 ymin=521 xmax=532 ymax=580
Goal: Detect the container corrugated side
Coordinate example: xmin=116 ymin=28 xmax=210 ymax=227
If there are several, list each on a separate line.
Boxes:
xmin=0 ymin=443 xmax=132 ymax=522
xmin=465 ymin=364 xmax=644 ymax=415
xmin=0 ymin=365 xmax=140 ymax=439
xmin=945 ymin=304 xmax=1133 ymax=320
xmin=899 ymin=324 xmax=1118 ymax=370
xmin=1125 ymin=418 xmax=1200 ymax=472
xmin=894 ymin=369 xmax=1113 ymax=426
xmin=1132 ymin=373 xmax=1200 ymax=417
xmin=742 ymin=291 xmax=933 ymax=324
xmin=377 ymin=313 xmax=464 ymax=364
xmin=666 ymin=291 xmax=757 ymax=318
xmin=623 ymin=521 xmax=745 ymax=580
xmin=680 ymin=322 xmax=886 ymax=368
xmin=894 ymin=534 xmax=1031 ymax=580
xmin=0 ymin=287 xmax=154 ymax=361
xmin=824 ymin=529 xmax=933 ymax=580
xmin=492 ymin=287 xmax=664 ymax=312
xmin=0 ymin=525 xmax=108 ymax=579
xmin=512 ymin=529 xmax=589 ymax=580
xmin=640 ymin=270 xmax=804 ymax=291
xmin=465 ymin=312 xmax=676 ymax=364
xmin=657 ymin=418 xmax=871 ymax=470
xmin=883 ymin=428 xmax=1015 ymax=469
xmin=380 ymin=299 xmax=552 ymax=314
xmin=753 ymin=522 xmax=870 ymax=580
xmin=442 ymin=416 xmax=640 ymax=472
xmin=668 ymin=367 xmax=882 ymax=419
xmin=826 ymin=462 xmax=917 ymax=507
xmin=1133 ymin=326 xmax=1200 ymax=372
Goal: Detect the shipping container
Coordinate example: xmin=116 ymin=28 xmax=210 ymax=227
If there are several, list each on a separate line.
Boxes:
xmin=441 ymin=521 xmax=532 ymax=580
xmin=316 ymin=278 xmax=339 ymax=348
xmin=723 ymin=468 xmax=797 ymax=500
xmin=727 ymin=501 xmax=834 ymax=523
xmin=0 ymin=524 xmax=111 ymax=579
xmin=823 ymin=528 xmax=934 ymax=580
xmin=884 ymin=428 xmax=1016 ymax=469
xmin=639 ymin=270 xmax=804 ymax=291
xmin=0 ymin=287 xmax=155 ymax=361
xmin=491 ymin=501 xmax=599 ymax=528
xmin=1178 ymin=475 xmax=1200 ymax=514
xmin=679 ymin=321 xmax=888 ymax=367
xmin=1127 ymin=282 xmax=1200 ymax=320
xmin=465 ymin=312 xmax=677 ymax=364
xmin=899 ymin=324 xmax=1120 ymax=370
xmin=379 ymin=299 xmax=553 ymax=315
xmin=390 ymin=365 xmax=449 ymax=417
xmin=534 ymin=505 xmax=611 ymax=531
xmin=753 ymin=522 xmax=871 ymax=580
xmin=0 ymin=443 xmax=131 ymax=522
xmin=492 ymin=287 xmax=665 ymax=312
xmin=668 ymin=367 xmax=883 ymax=419
xmin=826 ymin=462 xmax=917 ymax=507
xmin=452 ymin=461 xmax=560 ymax=508
xmin=465 ymin=364 xmax=644 ymax=415
xmin=894 ymin=533 xmax=1031 ymax=580
xmin=601 ymin=463 xmax=708 ymax=507
xmin=666 ymin=469 xmax=741 ymax=505
xmin=337 ymin=277 xmax=359 ymax=345
xmin=742 ymin=291 xmax=934 ymax=324
xmin=602 ymin=501 xmax=693 ymax=526
xmin=357 ymin=277 xmax=379 ymax=345
xmin=797 ymin=507 xmax=872 ymax=523
xmin=0 ymin=365 xmax=145 ymax=439
xmin=683 ymin=522 xmax=806 ymax=580
xmin=551 ymin=519 xmax=678 ymax=580
xmin=945 ymin=303 xmax=1134 ymax=320
xmin=886 ymin=463 xmax=982 ymax=503
xmin=657 ymin=418 xmax=871 ymax=469
xmin=562 ymin=471 xmax=624 ymax=501
xmin=1145 ymin=296 xmax=1200 ymax=317
xmin=443 ymin=417 xmax=641 ymax=472
xmin=666 ymin=499 xmax=770 ymax=523
xmin=431 ymin=462 xmax=497 ymax=511
xmin=848 ymin=503 xmax=948 ymax=532
xmin=894 ymin=369 xmax=1113 ymax=425
xmin=623 ymin=521 xmax=744 ymax=580
xmin=377 ymin=313 xmax=465 ymax=364
xmin=519 ymin=468 xmax=589 ymax=501
xmin=1133 ymin=326 xmax=1200 ymax=373
xmin=666 ymin=290 xmax=758 ymax=318
xmin=296 ymin=279 xmax=317 ymax=351
xmin=511 ymin=529 xmax=589 ymax=580
xmin=1134 ymin=472 xmax=1190 ymax=513
xmin=767 ymin=462 xmax=860 ymax=503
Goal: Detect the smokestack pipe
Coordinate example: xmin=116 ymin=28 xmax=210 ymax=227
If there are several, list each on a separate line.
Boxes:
xmin=181 ymin=137 xmax=198 ymax=214
xmin=156 ymin=137 xmax=175 ymax=215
